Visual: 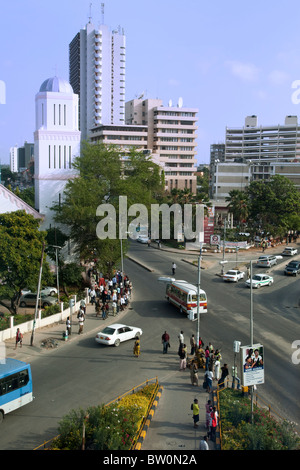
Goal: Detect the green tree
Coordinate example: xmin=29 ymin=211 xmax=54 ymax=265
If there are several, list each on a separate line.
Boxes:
xmin=0 ymin=211 xmax=52 ymax=314
xmin=52 ymin=143 xmax=164 ymax=271
xmin=226 ymin=189 xmax=249 ymax=228
xmin=247 ymin=175 xmax=300 ymax=233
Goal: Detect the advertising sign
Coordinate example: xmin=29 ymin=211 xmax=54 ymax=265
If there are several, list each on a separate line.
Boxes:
xmin=241 ymin=344 xmax=264 ymax=386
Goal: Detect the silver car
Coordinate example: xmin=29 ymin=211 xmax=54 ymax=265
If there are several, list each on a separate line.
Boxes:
xmin=256 ymin=255 xmax=277 ymax=267
xmin=19 ymin=293 xmax=58 ymax=308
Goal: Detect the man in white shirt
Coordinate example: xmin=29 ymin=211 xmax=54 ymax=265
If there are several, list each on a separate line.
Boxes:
xmin=199 ymin=436 xmax=209 ymax=450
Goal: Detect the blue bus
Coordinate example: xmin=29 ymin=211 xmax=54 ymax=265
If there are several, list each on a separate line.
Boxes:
xmin=0 ymin=358 xmax=34 ymax=422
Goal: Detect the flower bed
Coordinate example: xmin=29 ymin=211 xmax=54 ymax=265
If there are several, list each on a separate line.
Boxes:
xmin=219 ymin=389 xmax=299 ymax=450
xmin=50 ymin=383 xmax=157 ymax=450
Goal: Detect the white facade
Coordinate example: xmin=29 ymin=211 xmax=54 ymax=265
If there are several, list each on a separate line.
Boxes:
xmin=34 ymin=77 xmax=81 ymax=229
xmin=69 ymin=21 xmax=126 ymax=141
xmin=9 ymin=146 xmax=18 ymax=173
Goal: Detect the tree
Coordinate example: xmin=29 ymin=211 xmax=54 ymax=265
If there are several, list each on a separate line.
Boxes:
xmin=247 ymin=175 xmax=300 ymax=233
xmin=0 ymin=211 xmax=52 ymax=314
xmin=226 ymin=190 xmax=249 ymax=228
xmin=52 ymin=142 xmax=164 ymax=271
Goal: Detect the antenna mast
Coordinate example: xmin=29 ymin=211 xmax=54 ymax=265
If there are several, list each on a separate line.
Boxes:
xmin=101 ymin=3 xmax=105 ymax=24
xmin=88 ymin=3 xmax=92 ymax=23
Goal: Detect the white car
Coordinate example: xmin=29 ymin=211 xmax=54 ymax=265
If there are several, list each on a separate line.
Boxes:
xmin=282 ymin=247 xmax=298 ymax=256
xmin=245 ymin=274 xmax=274 ymax=289
xmin=95 ymin=323 xmax=143 ymax=347
xmin=223 ymin=270 xmax=245 ymax=282
xmin=137 ymin=236 xmax=149 ymax=244
xmin=40 ymin=287 xmax=58 ymax=296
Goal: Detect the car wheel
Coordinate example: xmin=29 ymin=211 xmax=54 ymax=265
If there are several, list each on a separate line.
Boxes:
xmin=268 ymin=281 xmax=272 ymax=286
xmin=42 ymin=302 xmax=50 ymax=308
xmin=50 ymin=291 xmax=55 ymax=296
xmin=20 ymin=301 xmax=26 ymax=308
xmin=257 ymin=284 xmax=261 ymax=288
xmin=114 ymin=339 xmax=120 ymax=347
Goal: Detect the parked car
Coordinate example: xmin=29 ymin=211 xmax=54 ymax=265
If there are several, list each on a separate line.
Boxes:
xmin=282 ymin=247 xmax=298 ymax=256
xmin=40 ymin=286 xmax=58 ymax=296
xmin=21 ymin=287 xmax=31 ymax=295
xmin=95 ymin=323 xmax=142 ymax=347
xmin=256 ymin=255 xmax=277 ymax=267
xmin=245 ymin=274 xmax=274 ymax=288
xmin=284 ymin=261 xmax=300 ymax=276
xmin=19 ymin=293 xmax=58 ymax=308
xmin=223 ymin=270 xmax=245 ymax=282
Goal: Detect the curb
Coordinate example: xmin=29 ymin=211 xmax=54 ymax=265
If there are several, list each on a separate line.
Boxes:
xmin=126 ymin=256 xmax=154 ymax=272
xmin=134 ymin=386 xmax=163 ymax=450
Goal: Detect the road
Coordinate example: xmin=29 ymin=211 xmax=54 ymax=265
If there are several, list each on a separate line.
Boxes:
xmin=1 ymin=241 xmax=299 ymax=449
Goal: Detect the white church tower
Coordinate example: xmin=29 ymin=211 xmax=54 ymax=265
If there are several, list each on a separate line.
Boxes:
xmin=34 ymin=76 xmax=81 ymax=230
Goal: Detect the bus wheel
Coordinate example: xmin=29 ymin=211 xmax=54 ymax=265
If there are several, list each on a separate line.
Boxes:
xmin=0 ymin=411 xmax=4 ymax=424
xmin=180 ymin=306 xmax=183 ymax=313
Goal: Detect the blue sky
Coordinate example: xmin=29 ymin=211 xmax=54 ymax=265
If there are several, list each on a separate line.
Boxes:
xmin=1 ymin=0 xmax=300 ymax=166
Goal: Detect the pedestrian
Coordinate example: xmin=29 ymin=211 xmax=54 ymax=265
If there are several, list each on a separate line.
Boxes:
xmin=178 ymin=330 xmax=184 ymax=344
xmin=204 ymin=367 xmax=213 ymax=393
xmin=162 ymin=331 xmax=170 ymax=354
xmin=190 ymin=360 xmax=198 ymax=386
xmin=133 ymin=338 xmax=140 ymax=357
xmin=205 ymin=400 xmax=212 ymax=430
xmin=199 ymin=435 xmax=209 ymax=450
xmin=89 ymin=287 xmax=96 ymax=305
xmin=205 ymin=346 xmax=210 ymax=370
xmin=80 ymin=298 xmax=86 ymax=314
xmin=78 ymin=310 xmax=85 ymax=334
xmin=172 ymin=262 xmax=176 ymax=275
xmin=199 ymin=337 xmax=204 ymax=349
xmin=209 ymin=407 xmax=218 ymax=442
xmin=112 ymin=301 xmax=117 ymax=316
xmin=179 ymin=343 xmax=187 ymax=371
xmin=95 ymin=298 xmax=101 ymax=317
xmin=15 ymin=328 xmax=23 ymax=349
xmin=218 ymin=364 xmax=229 ymax=388
xmin=66 ymin=317 xmax=71 ymax=336
xmin=191 ymin=399 xmax=199 ymax=428
xmin=190 ymin=334 xmax=196 ymax=355
xmin=214 ymin=349 xmax=222 ymax=381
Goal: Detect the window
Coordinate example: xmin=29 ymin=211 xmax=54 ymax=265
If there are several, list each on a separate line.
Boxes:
xmin=0 ymin=370 xmax=29 ymax=396
xmin=49 ymin=145 xmax=51 ymax=168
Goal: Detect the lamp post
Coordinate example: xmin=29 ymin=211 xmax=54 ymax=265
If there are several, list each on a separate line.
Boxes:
xmin=30 ymin=242 xmax=45 ymax=346
xmin=48 ymin=245 xmax=62 ymax=302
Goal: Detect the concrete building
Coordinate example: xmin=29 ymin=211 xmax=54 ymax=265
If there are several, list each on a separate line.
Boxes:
xmin=69 ymin=20 xmax=126 ymax=141
xmin=34 ymin=76 xmax=81 ymax=230
xmin=125 ymin=98 xmax=198 ymax=193
xmin=210 ymin=116 xmax=300 ymax=200
xmin=10 ymin=146 xmax=18 ymax=173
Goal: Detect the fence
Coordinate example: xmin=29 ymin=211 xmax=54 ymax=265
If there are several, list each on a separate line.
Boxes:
xmin=0 ymin=293 xmax=87 ymax=343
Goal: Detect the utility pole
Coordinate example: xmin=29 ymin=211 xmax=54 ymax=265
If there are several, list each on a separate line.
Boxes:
xmin=30 ymin=242 xmax=45 ymax=346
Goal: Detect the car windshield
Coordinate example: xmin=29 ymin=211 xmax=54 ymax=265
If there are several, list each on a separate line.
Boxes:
xmin=101 ymin=327 xmax=116 ymax=335
xmin=226 ymin=271 xmax=236 ymax=275
xmin=287 ymin=262 xmax=298 ymax=267
xmin=252 ymin=275 xmax=262 ymax=280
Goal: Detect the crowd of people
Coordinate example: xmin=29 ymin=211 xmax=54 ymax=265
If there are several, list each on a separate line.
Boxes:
xmin=65 ymin=270 xmax=132 ymax=335
xmin=160 ymin=329 xmax=228 ymax=449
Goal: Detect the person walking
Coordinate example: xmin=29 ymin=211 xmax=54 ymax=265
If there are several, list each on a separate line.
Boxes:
xmin=162 ymin=331 xmax=170 ymax=354
xmin=191 ymin=399 xmax=199 ymax=428
xmin=204 ymin=367 xmax=213 ymax=393
xmin=15 ymin=328 xmax=23 ymax=349
xmin=178 ymin=330 xmax=184 ymax=344
xmin=179 ymin=343 xmax=187 ymax=371
xmin=205 ymin=400 xmax=212 ymax=430
xmin=190 ymin=360 xmax=199 ymax=386
xmin=78 ymin=310 xmax=85 ymax=334
xmin=209 ymin=407 xmax=218 ymax=442
xmin=190 ymin=334 xmax=196 ymax=355
xmin=172 ymin=262 xmax=176 ymax=275
xmin=133 ymin=338 xmax=140 ymax=357
xmin=218 ymin=364 xmax=229 ymax=388
xmin=66 ymin=317 xmax=71 ymax=336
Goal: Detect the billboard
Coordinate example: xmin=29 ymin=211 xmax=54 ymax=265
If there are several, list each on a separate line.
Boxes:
xmin=241 ymin=344 xmax=264 ymax=386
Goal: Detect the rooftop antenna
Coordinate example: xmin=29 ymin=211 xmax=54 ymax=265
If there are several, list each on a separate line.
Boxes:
xmin=101 ymin=3 xmax=105 ymax=24
xmin=88 ymin=3 xmax=92 ymax=23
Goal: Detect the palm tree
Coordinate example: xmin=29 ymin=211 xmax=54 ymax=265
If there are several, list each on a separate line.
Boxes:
xmin=226 ymin=190 xmax=249 ymax=228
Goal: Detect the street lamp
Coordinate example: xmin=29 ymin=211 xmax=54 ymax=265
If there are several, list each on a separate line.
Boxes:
xmin=48 ymin=245 xmax=62 ymax=302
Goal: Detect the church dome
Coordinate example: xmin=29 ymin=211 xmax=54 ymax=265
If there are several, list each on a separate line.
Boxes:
xmin=39 ymin=76 xmax=73 ymax=94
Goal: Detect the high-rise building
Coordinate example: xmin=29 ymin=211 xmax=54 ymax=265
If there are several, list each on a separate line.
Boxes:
xmin=69 ymin=20 xmax=126 ymax=141
xmin=125 ymin=98 xmax=198 ymax=193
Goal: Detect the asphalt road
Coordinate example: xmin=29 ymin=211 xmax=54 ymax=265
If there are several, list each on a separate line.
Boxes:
xmin=1 ymin=241 xmax=299 ymax=449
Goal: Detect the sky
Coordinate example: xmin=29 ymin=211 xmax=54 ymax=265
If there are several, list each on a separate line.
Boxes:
xmin=1 ymin=0 xmax=300 ymax=166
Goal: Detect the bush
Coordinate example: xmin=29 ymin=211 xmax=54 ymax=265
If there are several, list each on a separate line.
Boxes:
xmin=219 ymin=389 xmax=300 ymax=450
xmin=51 ymin=383 xmax=157 ymax=450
